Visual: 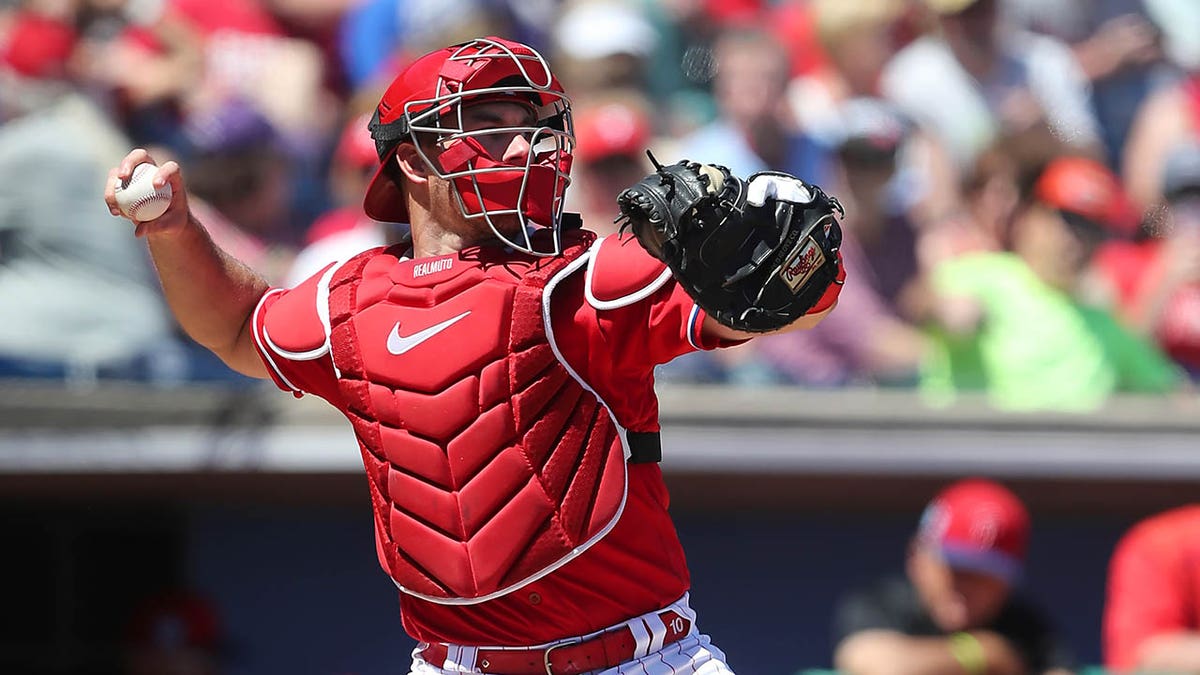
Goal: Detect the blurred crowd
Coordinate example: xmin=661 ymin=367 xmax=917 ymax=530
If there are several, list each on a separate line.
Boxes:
xmin=2 ymin=0 xmax=1200 ymax=410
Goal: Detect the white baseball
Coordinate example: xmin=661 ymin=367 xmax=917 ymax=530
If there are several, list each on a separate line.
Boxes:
xmin=115 ymin=163 xmax=173 ymax=221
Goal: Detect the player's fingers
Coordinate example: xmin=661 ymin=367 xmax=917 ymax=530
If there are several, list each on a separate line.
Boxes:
xmin=117 ymin=148 xmax=155 ymax=180
xmin=153 ymin=160 xmax=182 ymax=189
xmin=104 ymin=167 xmax=122 ymax=215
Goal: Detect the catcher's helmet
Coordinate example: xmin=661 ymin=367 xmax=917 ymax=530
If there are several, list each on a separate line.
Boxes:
xmin=364 ymin=36 xmax=575 ymax=256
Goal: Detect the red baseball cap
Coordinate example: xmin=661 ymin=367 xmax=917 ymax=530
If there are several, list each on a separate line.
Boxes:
xmin=1035 ymin=156 xmax=1139 ymax=236
xmin=334 ymin=113 xmax=379 ymax=170
xmin=916 ymin=478 xmax=1030 ymax=583
xmin=1 ymin=12 xmax=77 ymax=80
xmin=573 ymin=100 xmax=650 ymax=164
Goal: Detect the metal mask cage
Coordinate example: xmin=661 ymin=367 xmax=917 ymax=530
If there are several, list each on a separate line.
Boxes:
xmin=401 ymin=39 xmax=576 ymax=256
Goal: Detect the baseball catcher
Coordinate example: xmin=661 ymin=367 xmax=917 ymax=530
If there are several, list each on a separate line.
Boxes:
xmin=105 ymin=34 xmax=849 ymax=675
xmin=617 ymin=154 xmax=845 ymax=333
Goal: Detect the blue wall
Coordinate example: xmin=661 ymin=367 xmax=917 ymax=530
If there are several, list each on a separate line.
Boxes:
xmin=189 ymin=505 xmax=1136 ymax=675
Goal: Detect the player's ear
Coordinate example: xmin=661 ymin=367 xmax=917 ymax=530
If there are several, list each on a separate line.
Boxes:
xmin=394 ymin=143 xmax=430 ymax=184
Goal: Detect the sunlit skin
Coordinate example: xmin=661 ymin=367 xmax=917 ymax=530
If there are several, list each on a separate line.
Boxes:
xmin=1013 ymin=204 xmax=1100 ymax=293
xmin=908 ymin=545 xmax=1011 ymax=632
xmin=419 ymin=100 xmax=544 ymax=244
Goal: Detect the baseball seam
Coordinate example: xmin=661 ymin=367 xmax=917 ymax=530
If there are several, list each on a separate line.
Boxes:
xmin=125 ymin=191 xmax=169 ymax=218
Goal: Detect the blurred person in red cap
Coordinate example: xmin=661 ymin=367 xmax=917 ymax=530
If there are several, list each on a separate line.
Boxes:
xmin=1091 ymin=142 xmax=1200 ymax=377
xmin=1103 ymin=504 xmax=1200 ymax=674
xmin=919 ymin=154 xmax=1180 ymax=410
xmin=562 ymin=89 xmax=652 ymax=237
xmin=123 ymin=589 xmax=226 ymax=675
xmin=832 ymin=478 xmax=1074 ymax=675
xmin=0 ymin=7 xmax=174 ymax=379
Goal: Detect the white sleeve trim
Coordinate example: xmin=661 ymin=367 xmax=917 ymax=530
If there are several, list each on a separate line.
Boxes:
xmin=252 ymin=288 xmax=302 ymax=393
xmin=260 ymin=259 xmax=346 ymax=361
xmin=583 ymin=235 xmax=674 ymax=310
xmin=686 ymin=304 xmax=703 ymax=351
xmin=254 ymin=256 xmax=354 ymax=392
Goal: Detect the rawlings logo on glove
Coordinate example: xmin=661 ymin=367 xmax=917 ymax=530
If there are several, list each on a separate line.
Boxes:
xmin=615 ymin=154 xmax=845 ymax=333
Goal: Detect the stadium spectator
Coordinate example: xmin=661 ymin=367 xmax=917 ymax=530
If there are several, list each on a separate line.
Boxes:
xmin=562 ymin=89 xmax=654 ymax=238
xmin=286 ymin=111 xmax=393 ymax=287
xmin=882 ymin=0 xmax=1102 ymax=171
xmin=756 ymin=98 xmax=929 ymax=387
xmin=793 ymin=0 xmax=912 ymax=144
xmin=0 ymin=9 xmax=174 ymax=379
xmin=67 ymin=0 xmax=204 ymax=128
xmin=1103 ymin=504 xmax=1200 ymax=674
xmin=338 ymin=0 xmax=552 ymax=92
xmin=919 ymin=155 xmax=1181 ymax=410
xmin=795 ymin=0 xmax=961 ymax=230
xmin=675 ymin=24 xmax=828 ymax=184
xmin=123 ymin=589 xmax=226 ymax=675
xmin=1002 ymin=0 xmax=1165 ymax=166
xmin=662 ymin=24 xmax=832 ymax=385
xmin=1091 ymin=143 xmax=1200 ymax=378
xmin=833 ymin=478 xmax=1073 ymax=675
xmin=1122 ymin=55 xmax=1199 ymax=210
xmin=183 ymin=97 xmax=298 ymax=285
xmin=551 ymin=0 xmax=659 ymax=96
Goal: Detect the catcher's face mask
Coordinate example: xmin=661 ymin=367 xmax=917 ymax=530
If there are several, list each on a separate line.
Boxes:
xmin=366 ymin=36 xmax=575 ymax=256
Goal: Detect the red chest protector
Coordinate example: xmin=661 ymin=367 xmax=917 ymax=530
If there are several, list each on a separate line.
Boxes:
xmin=325 ymin=231 xmax=632 ymax=604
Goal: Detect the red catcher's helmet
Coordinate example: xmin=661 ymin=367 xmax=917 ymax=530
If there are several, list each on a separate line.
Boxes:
xmin=364 ymin=36 xmax=575 ymax=256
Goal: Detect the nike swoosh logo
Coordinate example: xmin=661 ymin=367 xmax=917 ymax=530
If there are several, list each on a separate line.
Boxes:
xmin=387 ymin=311 xmax=471 ymax=355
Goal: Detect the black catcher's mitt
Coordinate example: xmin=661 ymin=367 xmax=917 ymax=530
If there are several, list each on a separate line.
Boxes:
xmin=615 ymin=155 xmax=844 ymax=333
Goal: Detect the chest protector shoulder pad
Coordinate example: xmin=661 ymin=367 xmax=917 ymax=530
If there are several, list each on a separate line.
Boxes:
xmin=325 ymin=231 xmax=631 ymax=604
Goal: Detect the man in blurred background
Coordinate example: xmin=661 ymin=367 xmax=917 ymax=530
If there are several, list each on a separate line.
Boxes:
xmin=833 ymin=478 xmax=1073 ymax=675
xmin=920 ymin=155 xmax=1180 ymax=410
xmin=883 ymin=0 xmax=1102 ymax=170
xmin=0 ymin=9 xmax=173 ymax=380
xmin=562 ymin=89 xmax=654 ymax=237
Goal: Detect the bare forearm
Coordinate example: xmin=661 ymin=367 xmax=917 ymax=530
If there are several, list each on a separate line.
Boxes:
xmin=1137 ymin=632 xmax=1200 ymax=673
xmin=836 ymin=630 xmax=1026 ymax=675
xmin=146 ymin=214 xmax=270 ymax=377
xmin=105 ymin=150 xmax=270 ymax=378
xmin=702 ymin=301 xmax=835 ymax=341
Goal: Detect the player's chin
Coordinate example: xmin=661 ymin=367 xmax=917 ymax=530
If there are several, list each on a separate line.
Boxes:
xmin=486 ymin=213 xmax=532 ymax=238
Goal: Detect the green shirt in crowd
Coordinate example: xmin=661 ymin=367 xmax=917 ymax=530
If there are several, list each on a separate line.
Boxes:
xmin=921 ymin=252 xmax=1179 ymax=411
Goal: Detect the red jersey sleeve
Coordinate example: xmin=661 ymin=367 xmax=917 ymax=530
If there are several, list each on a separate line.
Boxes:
xmin=550 ymin=246 xmax=743 ymax=432
xmin=251 ymin=263 xmax=341 ymax=402
xmin=1103 ymin=517 xmax=1193 ymax=670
